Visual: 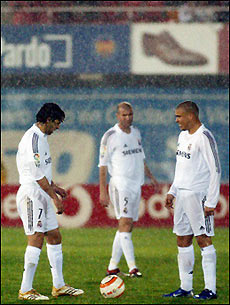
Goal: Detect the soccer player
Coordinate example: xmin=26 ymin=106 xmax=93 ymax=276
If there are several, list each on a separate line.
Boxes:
xmin=99 ymin=102 xmax=158 ymax=278
xmin=16 ymin=103 xmax=84 ymax=301
xmin=163 ymin=101 xmax=221 ymax=300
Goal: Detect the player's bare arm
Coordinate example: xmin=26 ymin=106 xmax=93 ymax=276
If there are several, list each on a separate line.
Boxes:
xmin=99 ymin=166 xmax=110 ymax=207
xmin=144 ymin=162 xmax=159 ymax=190
xmin=165 ymin=194 xmax=175 ymax=210
xmin=37 ymin=176 xmax=64 ymax=214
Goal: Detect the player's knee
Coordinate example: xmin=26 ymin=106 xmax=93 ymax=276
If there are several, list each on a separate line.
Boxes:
xmin=196 ymin=234 xmax=212 ymax=248
xmin=45 ymin=228 xmax=62 ymax=244
xmin=177 ymin=235 xmax=193 ymax=247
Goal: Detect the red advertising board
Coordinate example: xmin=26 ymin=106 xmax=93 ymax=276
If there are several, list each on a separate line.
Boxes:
xmin=1 ymin=184 xmax=229 ymax=228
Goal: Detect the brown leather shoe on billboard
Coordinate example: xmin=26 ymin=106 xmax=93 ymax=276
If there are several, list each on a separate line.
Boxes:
xmin=142 ymin=31 xmax=208 ymax=66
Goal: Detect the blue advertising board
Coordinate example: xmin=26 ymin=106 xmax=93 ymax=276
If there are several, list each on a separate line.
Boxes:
xmin=1 ymin=87 xmax=229 ymax=186
xmin=1 ymin=25 xmax=129 ymax=74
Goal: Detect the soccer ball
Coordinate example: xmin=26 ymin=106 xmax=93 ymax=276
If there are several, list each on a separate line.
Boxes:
xmin=100 ymin=275 xmax=125 ymax=298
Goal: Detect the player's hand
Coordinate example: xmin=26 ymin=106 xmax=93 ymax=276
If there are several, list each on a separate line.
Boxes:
xmin=100 ymin=193 xmax=110 ymax=207
xmin=52 ymin=184 xmax=68 ymax=199
xmin=55 ymin=186 xmax=68 ymax=199
xmin=204 ymin=206 xmax=215 ymax=216
xmin=53 ymin=197 xmax=64 ymax=214
xmin=165 ymin=194 xmax=175 ymax=210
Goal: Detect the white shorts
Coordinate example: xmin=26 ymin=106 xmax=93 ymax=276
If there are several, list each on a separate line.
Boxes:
xmin=109 ymin=180 xmax=141 ymax=221
xmin=173 ymin=189 xmax=214 ymax=237
xmin=16 ymin=185 xmax=58 ymax=235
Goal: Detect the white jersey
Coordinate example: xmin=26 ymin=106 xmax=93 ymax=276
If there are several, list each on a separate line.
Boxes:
xmin=168 ymin=124 xmax=221 ymax=208
xmin=16 ymin=124 xmax=52 ymax=187
xmin=99 ymin=124 xmax=145 ymax=193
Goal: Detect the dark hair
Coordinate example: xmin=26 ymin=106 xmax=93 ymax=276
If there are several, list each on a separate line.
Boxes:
xmin=36 ymin=103 xmax=65 ymax=123
xmin=176 ymin=101 xmax=199 ymax=117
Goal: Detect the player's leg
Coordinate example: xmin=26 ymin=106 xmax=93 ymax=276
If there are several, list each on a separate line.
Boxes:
xmin=119 ymin=216 xmax=137 ymax=273
xmin=16 ymin=186 xmax=48 ymax=300
xmin=118 ymin=189 xmax=142 ymax=277
xmin=107 ymin=230 xmax=123 ymax=275
xmin=45 ymin=228 xmax=84 ymax=297
xmin=45 ymin=228 xmax=65 ymax=290
xmin=45 ymin=202 xmax=84 ymax=297
xmin=177 ymin=235 xmax=194 ymax=290
xmin=182 ymin=192 xmax=217 ymax=299
xmin=106 ymin=183 xmax=123 ymax=275
xmin=163 ymin=190 xmax=194 ymax=297
xmin=194 ymin=235 xmax=217 ymax=299
xmin=20 ymin=233 xmax=44 ymax=294
xmin=184 ymin=191 xmax=217 ymax=299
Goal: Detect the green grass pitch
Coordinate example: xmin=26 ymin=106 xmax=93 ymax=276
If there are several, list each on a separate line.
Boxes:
xmin=1 ymin=227 xmax=229 ymax=304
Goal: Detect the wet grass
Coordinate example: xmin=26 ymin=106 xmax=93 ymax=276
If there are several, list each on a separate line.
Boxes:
xmin=1 ymin=227 xmax=229 ymax=304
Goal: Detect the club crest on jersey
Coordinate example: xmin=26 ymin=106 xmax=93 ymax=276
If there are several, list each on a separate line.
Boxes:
xmin=37 ymin=220 xmax=42 ymax=228
xmin=123 ymin=207 xmax=128 ymax=214
xmin=188 ymin=144 xmax=192 ymax=150
xmin=100 ymin=145 xmax=107 ymax=158
xmin=33 ymin=153 xmax=40 ymax=167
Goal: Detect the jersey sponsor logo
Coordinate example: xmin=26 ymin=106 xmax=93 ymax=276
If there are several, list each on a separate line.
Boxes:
xmin=122 ymin=147 xmax=142 ymax=156
xmin=33 ymin=153 xmax=40 ymax=167
xmin=45 ymin=156 xmax=52 ymax=165
xmin=176 ymin=150 xmax=191 ymax=159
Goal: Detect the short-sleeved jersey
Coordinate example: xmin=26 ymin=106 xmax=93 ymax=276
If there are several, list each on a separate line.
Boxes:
xmin=99 ymin=124 xmax=145 ymax=192
xmin=16 ymin=124 xmax=52 ymax=186
xmin=168 ymin=124 xmax=221 ymax=208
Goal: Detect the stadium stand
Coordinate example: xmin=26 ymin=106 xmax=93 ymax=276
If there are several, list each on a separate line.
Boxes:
xmin=2 ymin=1 xmax=229 ymax=24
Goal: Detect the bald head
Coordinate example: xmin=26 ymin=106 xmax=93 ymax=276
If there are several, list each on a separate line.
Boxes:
xmin=117 ymin=101 xmax=133 ymax=114
xmin=176 ymin=101 xmax=199 ymax=118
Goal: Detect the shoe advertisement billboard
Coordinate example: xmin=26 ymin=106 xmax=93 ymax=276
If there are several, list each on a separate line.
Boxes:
xmin=131 ymin=23 xmax=228 ymax=74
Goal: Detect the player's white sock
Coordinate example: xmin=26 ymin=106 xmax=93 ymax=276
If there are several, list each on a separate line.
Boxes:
xmin=108 ymin=231 xmax=123 ymax=270
xmin=201 ymin=244 xmax=216 ymax=293
xmin=46 ymin=243 xmax=65 ymax=289
xmin=119 ymin=232 xmax=137 ymax=272
xmin=177 ymin=245 xmax=194 ymax=291
xmin=20 ymin=245 xmax=41 ymax=293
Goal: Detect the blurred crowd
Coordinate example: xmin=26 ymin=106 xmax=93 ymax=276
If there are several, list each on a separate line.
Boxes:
xmin=1 ymin=1 xmax=229 ymax=24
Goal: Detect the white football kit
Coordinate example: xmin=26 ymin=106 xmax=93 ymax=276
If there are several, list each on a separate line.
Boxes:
xmin=16 ymin=124 xmax=58 ymax=235
xmin=99 ymin=124 xmax=145 ymax=221
xmin=168 ymin=124 xmax=221 ymax=236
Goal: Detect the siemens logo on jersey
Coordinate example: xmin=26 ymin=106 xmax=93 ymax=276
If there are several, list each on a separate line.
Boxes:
xmin=176 ymin=150 xmax=191 ymax=159
xmin=45 ymin=157 xmax=52 ymax=165
xmin=122 ymin=148 xmax=142 ymax=156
